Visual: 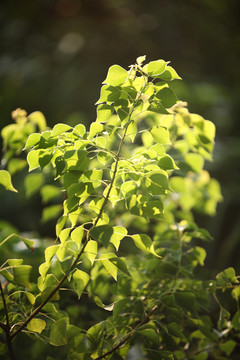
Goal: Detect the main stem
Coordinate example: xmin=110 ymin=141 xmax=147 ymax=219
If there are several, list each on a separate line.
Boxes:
xmin=11 ymin=96 xmax=137 ymax=340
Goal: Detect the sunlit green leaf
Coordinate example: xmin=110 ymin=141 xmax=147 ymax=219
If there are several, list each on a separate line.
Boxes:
xmin=0 ymin=170 xmax=18 ymax=192
xmin=185 ymin=153 xmax=204 ymax=173
xmin=103 ymin=65 xmax=129 ymax=86
xmin=84 ymin=240 xmax=98 ymax=265
xmin=52 ymin=123 xmax=72 ymax=136
xmin=143 ymin=60 xmax=168 ymax=77
xmin=28 ymin=111 xmax=47 ymax=132
xmin=150 ymin=126 xmax=171 ymax=144
xmin=72 ymin=269 xmax=90 ymax=298
xmin=25 ymin=133 xmax=41 ymax=148
xmin=96 ymin=104 xmax=114 ymax=123
xmin=159 ymin=66 xmax=182 ymax=81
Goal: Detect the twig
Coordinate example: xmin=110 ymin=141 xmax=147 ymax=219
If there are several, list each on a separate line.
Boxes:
xmin=95 ymin=303 xmax=160 ymax=360
xmin=0 ymin=281 xmax=16 ymax=359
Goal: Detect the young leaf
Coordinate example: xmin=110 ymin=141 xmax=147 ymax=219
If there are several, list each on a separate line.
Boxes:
xmin=103 ymin=65 xmax=129 ymax=86
xmin=52 ymin=123 xmax=72 ymax=136
xmin=143 ymin=59 xmax=168 ymax=77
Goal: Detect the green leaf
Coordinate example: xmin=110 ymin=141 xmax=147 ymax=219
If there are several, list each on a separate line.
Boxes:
xmin=99 ymin=253 xmax=118 ymax=280
xmin=89 ymin=122 xmax=104 ymax=138
xmin=216 ymin=267 xmax=237 ymax=289
xmin=8 ymin=158 xmax=27 ymax=175
xmin=84 ymin=240 xmax=98 ymax=265
xmin=150 ymin=126 xmax=171 ymax=144
xmin=96 ymin=85 xmax=121 ymax=104
xmin=13 ymin=265 xmax=32 ymax=288
xmin=220 ymin=340 xmax=237 ymax=356
xmin=103 ymin=65 xmax=129 ymax=86
xmin=74 ymin=123 xmax=86 ymax=137
xmin=159 ymin=65 xmax=182 ymax=81
xmin=192 ymin=353 xmax=208 ymax=360
xmin=232 ymin=310 xmax=240 ymax=330
xmin=137 ymin=327 xmax=159 ymax=345
xmin=125 ymin=120 xmax=137 ymax=142
xmin=232 ymin=286 xmax=240 ymax=301
xmin=25 ymin=133 xmax=41 ymax=148
xmin=27 ymin=149 xmax=41 ymax=171
xmin=56 ymin=216 xmax=67 ymax=237
xmin=42 ymin=204 xmax=62 ymax=223
xmin=155 ymin=87 xmax=178 ymax=108
xmin=87 ymin=323 xmax=103 ymax=351
xmin=27 ymin=319 xmax=46 ymax=334
xmin=72 ymin=269 xmax=90 ymax=298
xmin=148 ymin=101 xmax=169 ymax=114
xmin=185 ymin=153 xmax=204 ymax=173
xmin=71 ymin=226 xmax=84 ymax=245
xmin=96 ymin=104 xmax=114 ymax=123
xmin=41 ymin=185 xmax=60 ymax=203
xmin=45 ymin=245 xmax=59 ymax=264
xmin=158 ymin=155 xmax=179 ymax=170
xmin=90 ymin=225 xmax=127 ymax=250
xmin=109 ymin=257 xmax=130 ymax=277
xmin=52 ymin=123 xmax=72 ymax=136
xmin=24 ymin=173 xmax=43 ymax=198
xmin=131 ymin=234 xmax=160 ymax=257
xmin=28 ymin=111 xmax=47 ymax=131
xmin=174 ymin=292 xmax=198 ymax=313
xmin=146 ymin=170 xmax=169 ymax=194
xmin=0 ymin=170 xmax=18 ymax=192
xmin=143 ymin=59 xmax=168 ymax=77
xmin=136 ymin=55 xmax=146 ymax=65
xmin=49 ymin=319 xmax=68 ymax=346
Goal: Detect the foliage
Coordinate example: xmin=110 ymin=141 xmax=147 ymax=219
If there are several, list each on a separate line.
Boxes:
xmin=0 ymin=57 xmax=239 ymax=359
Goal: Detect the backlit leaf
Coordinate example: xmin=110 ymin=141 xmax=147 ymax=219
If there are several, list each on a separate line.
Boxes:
xmin=72 ymin=269 xmax=90 ymax=299
xmin=0 ymin=170 xmax=18 ymax=192
xmin=131 ymin=234 xmax=160 ymax=257
xmin=103 ymin=65 xmax=129 ymax=86
xmin=150 ymin=126 xmax=171 ymax=144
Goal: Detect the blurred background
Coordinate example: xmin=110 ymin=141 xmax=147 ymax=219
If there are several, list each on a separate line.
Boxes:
xmin=0 ymin=0 xmax=240 ymax=274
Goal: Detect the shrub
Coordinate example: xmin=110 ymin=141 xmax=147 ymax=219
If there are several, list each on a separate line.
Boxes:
xmin=0 ymin=56 xmax=239 ymax=359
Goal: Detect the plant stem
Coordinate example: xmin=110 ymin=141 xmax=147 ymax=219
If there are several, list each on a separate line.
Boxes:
xmin=95 ymin=303 xmax=160 ymax=360
xmin=11 ymin=93 xmax=138 ymax=340
xmin=0 ymin=281 xmax=16 ymax=359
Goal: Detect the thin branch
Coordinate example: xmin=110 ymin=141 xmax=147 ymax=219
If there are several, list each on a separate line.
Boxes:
xmin=10 ymin=76 xmax=146 ymax=342
xmin=95 ymin=303 xmax=160 ymax=360
xmin=0 ymin=281 xmax=16 ymax=359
